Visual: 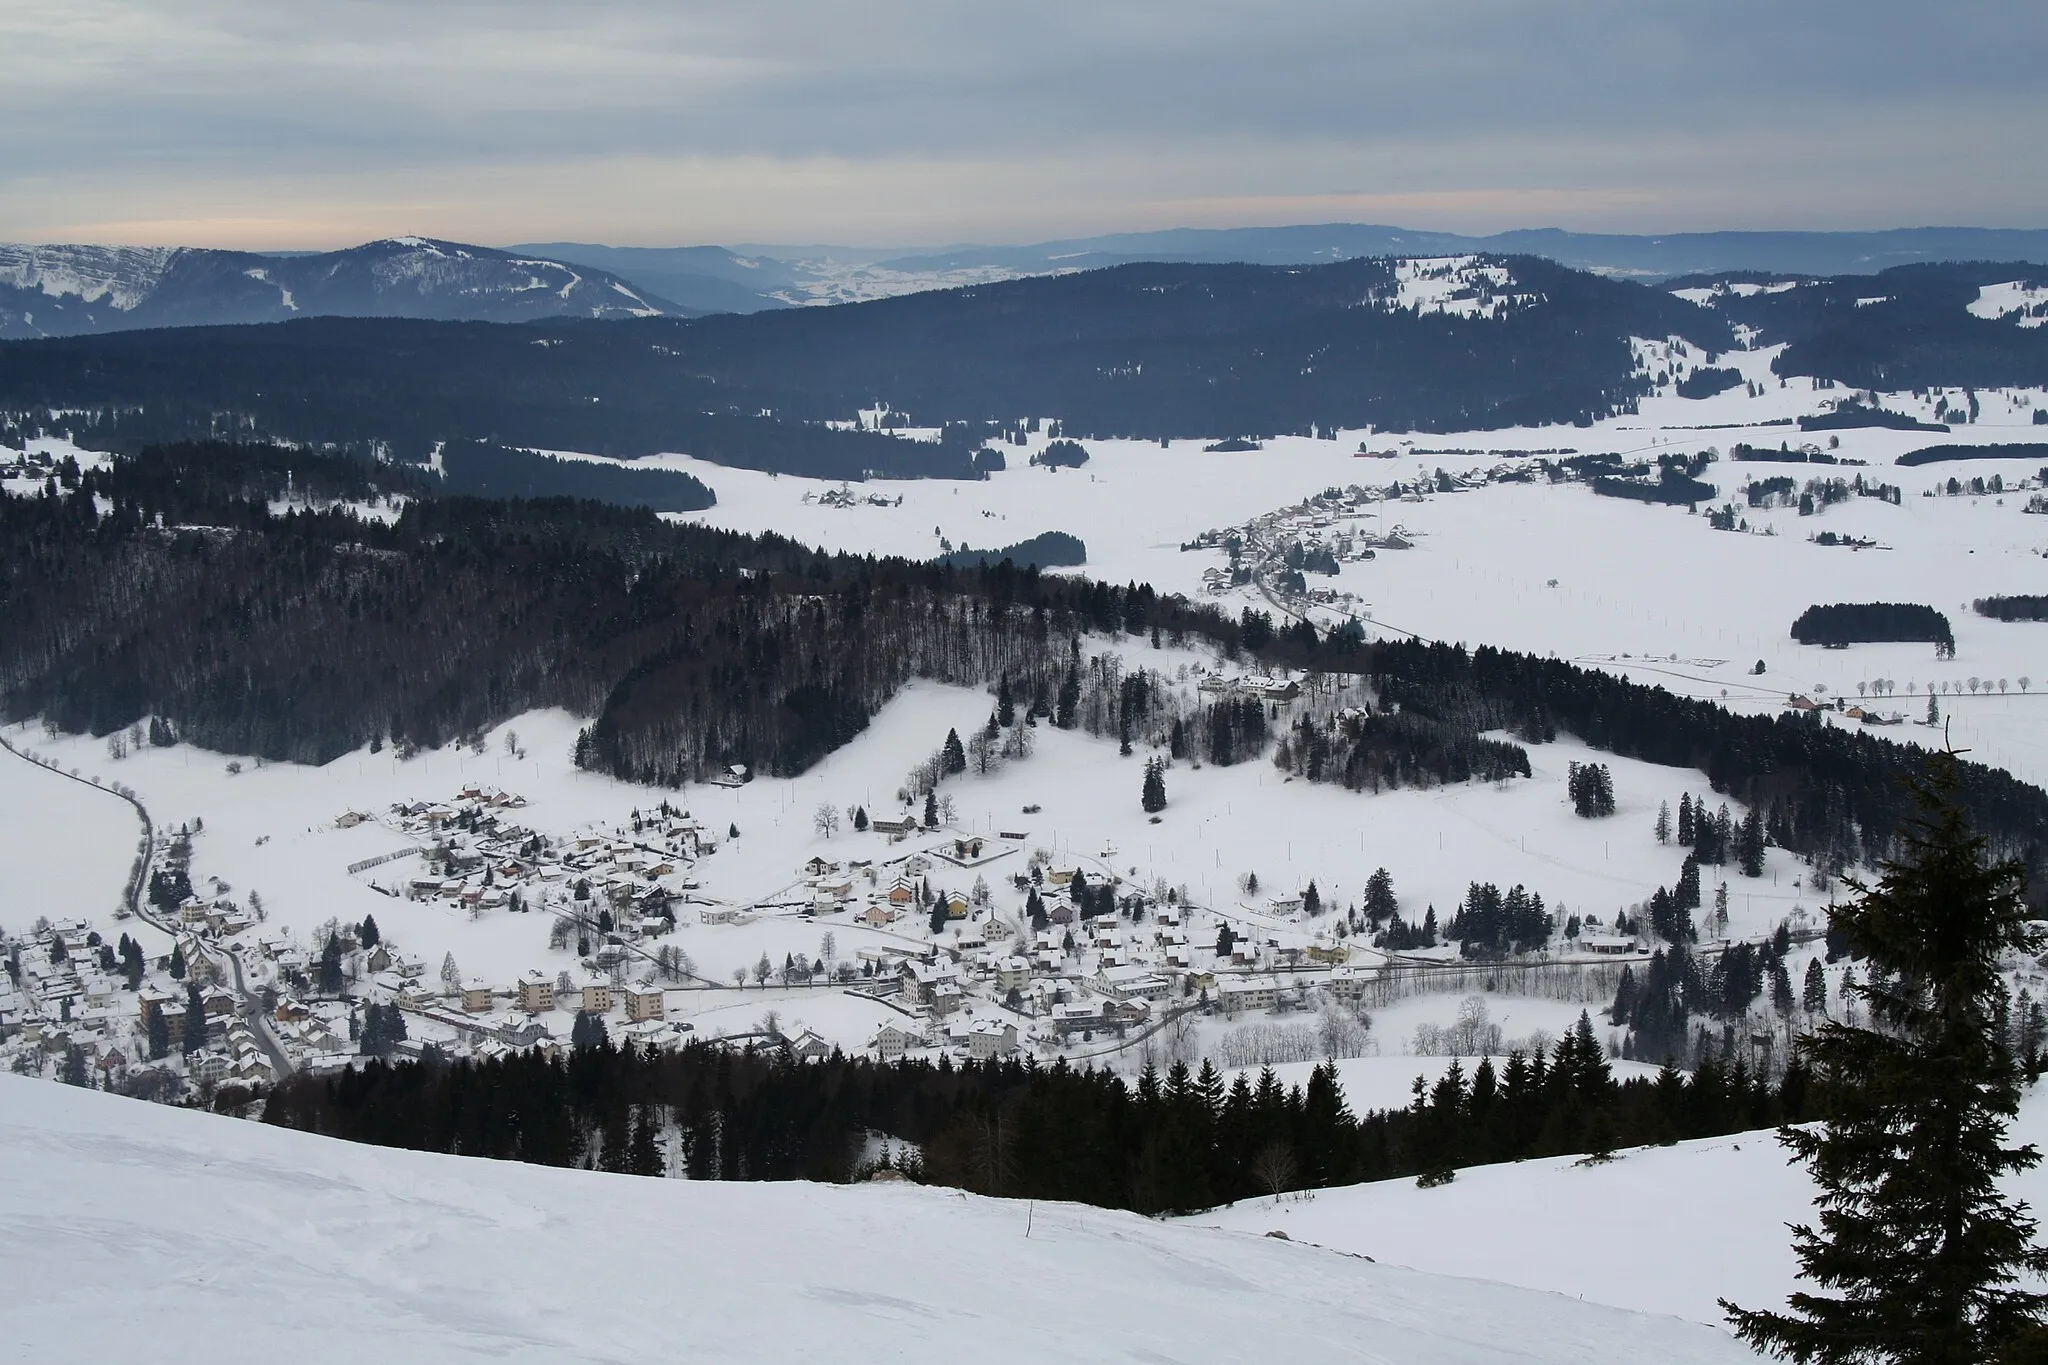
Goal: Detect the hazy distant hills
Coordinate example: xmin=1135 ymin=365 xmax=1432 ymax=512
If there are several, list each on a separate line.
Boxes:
xmin=5 ymin=249 xmax=2042 ymax=482
xmin=535 ymin=225 xmax=2048 ymax=314
xmin=0 ymin=254 xmax=1728 ymax=476
xmin=0 ymin=238 xmax=686 ymax=339
xmin=868 ymin=225 xmax=2048 ymax=282
xmin=7 ymin=226 xmax=2043 ymax=335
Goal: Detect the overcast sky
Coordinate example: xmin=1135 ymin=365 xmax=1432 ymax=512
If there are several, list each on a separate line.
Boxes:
xmin=4 ymin=0 xmax=2043 ymax=249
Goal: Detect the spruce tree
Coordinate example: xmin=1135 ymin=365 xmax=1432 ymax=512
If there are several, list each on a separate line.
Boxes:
xmin=182 ymin=982 xmax=207 ymax=1056
xmin=941 ymin=728 xmax=967 ymax=776
xmin=1803 ymin=958 xmax=1828 ymax=1016
xmin=1364 ymin=867 xmax=1397 ymax=925
xmin=1141 ymin=757 xmax=1167 ymax=813
xmin=1723 ymin=755 xmax=2048 ymax=1362
xmin=1656 ymin=800 xmax=1673 ymax=844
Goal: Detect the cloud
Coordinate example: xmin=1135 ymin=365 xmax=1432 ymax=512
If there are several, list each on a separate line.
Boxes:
xmin=2 ymin=0 xmax=2043 ymax=246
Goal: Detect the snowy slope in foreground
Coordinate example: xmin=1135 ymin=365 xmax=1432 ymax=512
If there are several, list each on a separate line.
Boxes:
xmin=0 ymin=1078 xmax=1756 ymax=1365
xmin=1193 ymin=1092 xmax=2048 ymax=1329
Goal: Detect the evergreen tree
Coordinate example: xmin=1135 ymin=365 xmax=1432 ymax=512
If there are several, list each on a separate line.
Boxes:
xmin=1215 ymin=922 xmax=1237 ymax=958
xmin=1364 ymin=867 xmax=1397 ymax=925
xmin=996 ymin=673 xmax=1015 ymax=728
xmin=1302 ymin=881 xmax=1321 ymax=917
xmin=941 ymin=728 xmax=967 ymax=775
xmin=317 ymin=932 xmax=345 ymax=996
xmin=1141 ymin=756 xmax=1167 ymax=813
xmin=853 ymin=806 xmax=868 ymax=833
xmin=168 ymin=944 xmax=186 ymax=980
xmin=1803 ymin=958 xmax=1828 ymax=1016
xmin=1656 ymin=800 xmax=1673 ymax=844
xmin=1723 ymin=755 xmax=2048 ymax=1361
xmin=182 ymin=982 xmax=206 ymax=1056
xmin=929 ymin=898 xmax=949 ymax=936
xmin=923 ymin=790 xmax=939 ymax=828
xmin=360 ymin=914 xmax=380 ymax=949
xmin=1739 ymin=806 xmax=1768 ymax=878
xmin=146 ymin=1006 xmax=170 ymax=1061
xmin=1678 ymin=793 xmax=1697 ymax=846
xmin=1056 ymin=664 xmax=1080 ymax=729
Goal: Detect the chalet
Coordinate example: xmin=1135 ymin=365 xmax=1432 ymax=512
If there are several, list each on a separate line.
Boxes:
xmin=619 ymin=1019 xmax=688 ymax=1051
xmin=623 ymin=985 xmax=665 ymax=1022
xmin=803 ymin=855 xmax=838 ymax=878
xmin=859 ymin=902 xmax=900 ymax=928
xmin=1051 ymin=1000 xmax=1117 ymax=1037
xmin=1096 ymin=966 xmax=1172 ymax=1003
xmin=496 ymin=1012 xmax=550 ymax=1047
xmin=944 ymin=892 xmax=970 ymax=920
xmin=700 ymin=905 xmax=743 ymax=925
xmin=967 ymin=1018 xmax=1020 ymax=1060
xmin=899 ymin=959 xmax=959 ymax=1006
xmin=789 ymin=1029 xmax=833 ymax=1063
xmin=1306 ymin=944 xmax=1349 ymax=966
xmin=887 ymin=880 xmax=916 ymax=908
xmin=872 ymin=1023 xmax=918 ymax=1061
xmin=1321 ymin=968 xmax=1368 ymax=1003
xmin=517 ymin=970 xmax=557 ymax=1014
xmin=1220 ymin=979 xmax=1280 ymax=1012
xmin=1579 ymin=934 xmax=1637 ymax=956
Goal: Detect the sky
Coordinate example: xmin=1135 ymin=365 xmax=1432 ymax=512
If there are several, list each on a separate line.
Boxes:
xmin=2 ymin=0 xmax=2044 ymax=250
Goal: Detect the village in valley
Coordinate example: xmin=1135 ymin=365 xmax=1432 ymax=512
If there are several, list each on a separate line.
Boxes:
xmin=11 ymin=370 xmax=2048 ymax=1117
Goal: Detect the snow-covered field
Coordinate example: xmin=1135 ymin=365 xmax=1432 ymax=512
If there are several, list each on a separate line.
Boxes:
xmin=563 ymin=359 xmax=2048 ymax=782
xmin=1194 ymin=1089 xmax=2048 ymax=1330
xmin=0 ymin=1074 xmax=1758 ymax=1364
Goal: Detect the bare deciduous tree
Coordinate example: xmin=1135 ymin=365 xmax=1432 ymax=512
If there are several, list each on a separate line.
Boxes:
xmin=1252 ymin=1141 xmax=1299 ymax=1204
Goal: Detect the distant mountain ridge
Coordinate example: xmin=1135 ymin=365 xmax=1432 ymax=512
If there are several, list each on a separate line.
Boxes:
xmin=11 ymin=226 xmax=2045 ymax=331
xmin=870 ymin=225 xmax=2048 ymax=283
xmin=0 ymin=237 xmax=686 ymax=339
xmin=527 ymin=225 xmax=2048 ymax=314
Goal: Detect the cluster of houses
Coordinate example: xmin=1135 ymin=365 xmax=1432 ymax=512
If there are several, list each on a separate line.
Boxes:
xmin=1783 ymin=694 xmax=1905 ymax=726
xmin=0 ymin=917 xmax=274 ymax=1095
xmin=370 ymin=785 xmax=708 ymax=941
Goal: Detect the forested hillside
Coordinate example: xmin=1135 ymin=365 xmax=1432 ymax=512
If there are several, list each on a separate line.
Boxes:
xmin=0 ymin=255 xmax=1727 ymax=476
xmin=5 ymin=442 xmax=2045 ymax=902
xmin=1678 ymin=262 xmax=2048 ymax=390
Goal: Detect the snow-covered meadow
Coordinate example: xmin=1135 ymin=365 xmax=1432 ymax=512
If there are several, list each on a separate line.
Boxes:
xmin=1193 ymin=1088 xmax=2048 ymax=1330
xmin=0 ymin=1073 xmax=1761 ymax=1365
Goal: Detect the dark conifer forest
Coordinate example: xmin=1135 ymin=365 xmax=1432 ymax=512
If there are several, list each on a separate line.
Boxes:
xmin=1790 ymin=602 xmax=1955 ymax=652
xmin=262 ymin=1022 xmax=1810 ymax=1212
